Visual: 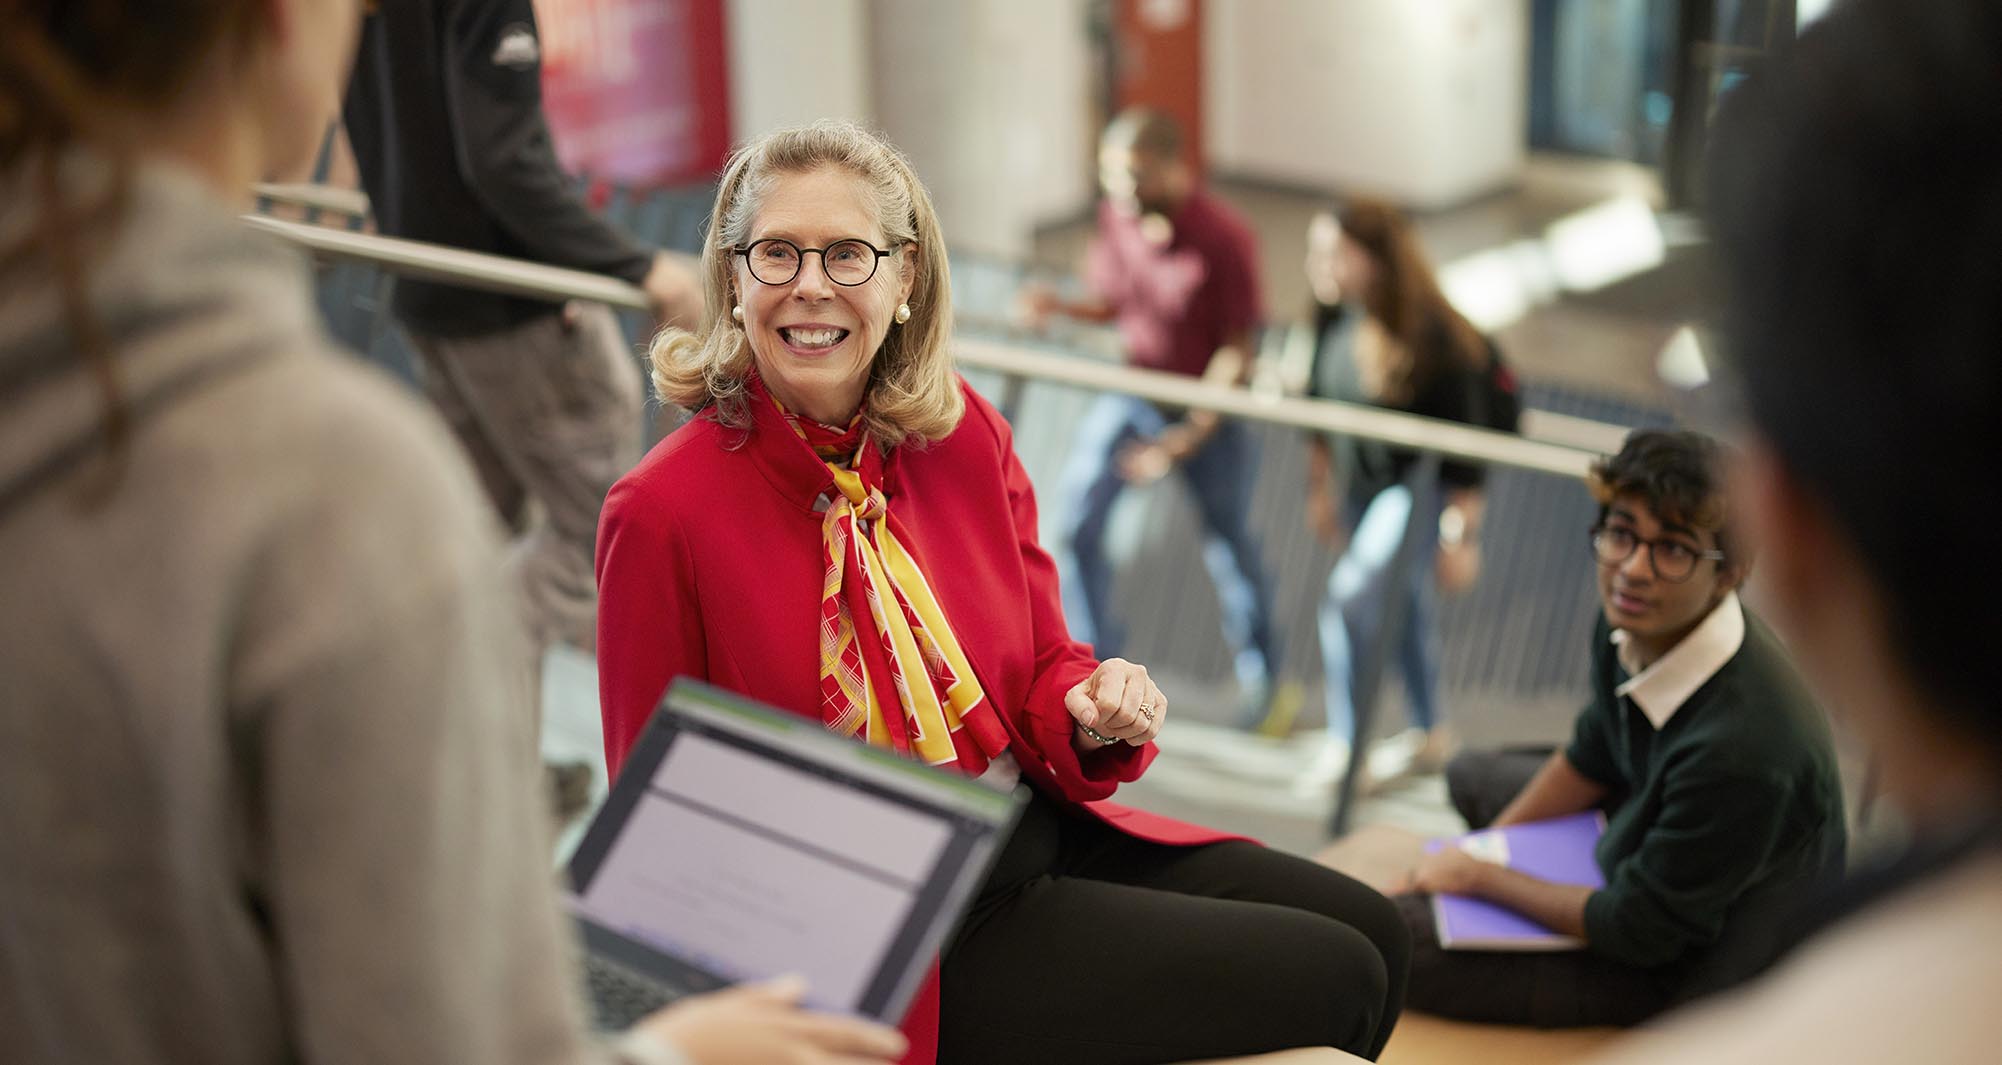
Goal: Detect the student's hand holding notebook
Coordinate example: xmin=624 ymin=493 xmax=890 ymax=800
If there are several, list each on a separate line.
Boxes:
xmin=1425 ymin=812 xmax=1608 ymax=951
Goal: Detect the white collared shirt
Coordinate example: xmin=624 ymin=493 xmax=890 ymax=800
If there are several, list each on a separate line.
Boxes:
xmin=1611 ymin=592 xmax=1746 ymax=730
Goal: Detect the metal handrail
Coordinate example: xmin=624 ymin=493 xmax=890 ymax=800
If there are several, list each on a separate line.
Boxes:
xmin=952 ymin=340 xmax=1593 ymax=477
xmin=254 ymin=182 xmax=371 ymax=218
xmin=244 ymin=212 xmax=1607 ymax=478
xmin=244 ymin=214 xmax=646 ymax=310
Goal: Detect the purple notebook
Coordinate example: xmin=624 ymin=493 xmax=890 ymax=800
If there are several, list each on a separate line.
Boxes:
xmin=1427 ymin=811 xmax=1607 ymax=951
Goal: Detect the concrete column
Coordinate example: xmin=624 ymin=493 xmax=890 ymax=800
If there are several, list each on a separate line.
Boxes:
xmin=726 ymin=0 xmax=874 ymax=136
xmin=870 ymin=0 xmax=1096 ymax=260
xmin=1205 ymin=0 xmax=1528 ymax=208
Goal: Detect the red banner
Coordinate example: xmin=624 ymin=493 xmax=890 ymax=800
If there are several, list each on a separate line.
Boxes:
xmin=534 ymin=0 xmax=731 ymax=187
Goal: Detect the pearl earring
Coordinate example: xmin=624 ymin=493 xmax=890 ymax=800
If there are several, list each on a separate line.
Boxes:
xmin=731 ymin=305 xmax=745 ymax=323
xmin=894 ymin=303 xmax=912 ymax=324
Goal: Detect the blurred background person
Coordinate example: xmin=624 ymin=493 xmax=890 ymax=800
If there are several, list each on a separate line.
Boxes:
xmin=0 ymin=3 xmax=900 ymax=1064
xmin=1022 ymin=107 xmax=1284 ymax=728
xmin=1296 ymin=201 xmax=1501 ymax=786
xmin=342 ymin=0 xmax=700 ymax=725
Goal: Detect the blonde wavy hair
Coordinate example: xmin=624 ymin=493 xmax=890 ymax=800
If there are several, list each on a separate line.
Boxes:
xmin=650 ymin=121 xmax=962 ymax=447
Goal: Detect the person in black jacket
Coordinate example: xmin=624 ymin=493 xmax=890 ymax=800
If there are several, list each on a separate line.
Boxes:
xmin=342 ymin=0 xmax=697 ymax=697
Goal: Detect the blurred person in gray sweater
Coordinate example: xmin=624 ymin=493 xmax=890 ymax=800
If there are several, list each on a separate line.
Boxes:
xmin=0 ymin=3 xmax=901 ymax=1065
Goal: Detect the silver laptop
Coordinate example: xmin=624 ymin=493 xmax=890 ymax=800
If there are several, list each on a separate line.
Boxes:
xmin=565 ymin=678 xmax=1024 ymax=1029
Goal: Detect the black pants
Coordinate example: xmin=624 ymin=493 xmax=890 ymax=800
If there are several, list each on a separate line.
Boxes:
xmin=939 ymin=791 xmax=1410 ymax=1064
xmin=1445 ymin=745 xmax=1561 ymax=830
xmin=1393 ymin=748 xmax=1670 ymax=1028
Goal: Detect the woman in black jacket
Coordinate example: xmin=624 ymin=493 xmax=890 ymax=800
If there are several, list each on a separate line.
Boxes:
xmin=1298 ymin=200 xmax=1496 ymax=784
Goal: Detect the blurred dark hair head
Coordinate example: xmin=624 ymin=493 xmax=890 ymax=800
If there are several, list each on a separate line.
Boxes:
xmin=0 ymin=2 xmax=266 ymax=474
xmin=1707 ymin=0 xmax=2002 ymax=749
xmin=1588 ymin=429 xmax=1744 ymax=568
xmin=1336 ymin=197 xmax=1486 ymax=402
xmin=1 ymin=2 xmax=266 ymax=175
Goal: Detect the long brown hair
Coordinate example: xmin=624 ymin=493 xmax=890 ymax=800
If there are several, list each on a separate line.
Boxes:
xmin=0 ymin=3 xmax=264 ymax=470
xmin=1337 ymin=198 xmax=1487 ymax=405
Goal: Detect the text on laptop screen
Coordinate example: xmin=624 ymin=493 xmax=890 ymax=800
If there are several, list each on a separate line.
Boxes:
xmin=575 ymin=730 xmax=955 ymax=1010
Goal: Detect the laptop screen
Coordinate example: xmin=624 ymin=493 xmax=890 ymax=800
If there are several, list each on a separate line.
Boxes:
xmin=566 ymin=681 xmax=1019 ymax=1019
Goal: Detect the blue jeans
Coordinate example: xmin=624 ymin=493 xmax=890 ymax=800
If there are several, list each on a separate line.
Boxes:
xmin=1319 ymin=481 xmax=1443 ymax=744
xmin=1056 ymin=394 xmax=1281 ymax=697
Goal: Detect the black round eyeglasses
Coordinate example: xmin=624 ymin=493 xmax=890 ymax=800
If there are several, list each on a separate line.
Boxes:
xmin=1589 ymin=524 xmax=1725 ymax=583
xmin=733 ymin=237 xmax=898 ymax=287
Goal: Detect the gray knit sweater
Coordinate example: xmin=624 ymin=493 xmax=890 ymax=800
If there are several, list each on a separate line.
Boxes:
xmin=0 ymin=159 xmax=650 ymax=1064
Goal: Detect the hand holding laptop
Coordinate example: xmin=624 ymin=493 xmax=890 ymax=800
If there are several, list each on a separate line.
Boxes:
xmin=570 ymin=680 xmax=1026 ymax=1042
xmin=632 ymin=976 xmax=908 ymax=1065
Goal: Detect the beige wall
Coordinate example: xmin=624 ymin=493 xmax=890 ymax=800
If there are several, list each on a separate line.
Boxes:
xmin=870 ymin=0 xmax=1096 ymax=260
xmin=724 ymin=0 xmax=1096 ymax=260
xmin=727 ymin=0 xmax=874 ymax=136
xmin=723 ymin=1 xmax=1529 ymax=244
xmin=1206 ymin=0 xmax=1528 ymax=208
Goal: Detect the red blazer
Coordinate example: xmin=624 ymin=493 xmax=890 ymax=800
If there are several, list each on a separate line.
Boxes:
xmin=595 ymin=378 xmax=1233 ymax=1063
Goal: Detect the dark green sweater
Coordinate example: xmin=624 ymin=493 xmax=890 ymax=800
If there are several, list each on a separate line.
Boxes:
xmin=1565 ymin=606 xmax=1846 ymax=995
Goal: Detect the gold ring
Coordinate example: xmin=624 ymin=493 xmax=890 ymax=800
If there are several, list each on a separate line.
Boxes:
xmin=1138 ymin=702 xmax=1155 ymax=721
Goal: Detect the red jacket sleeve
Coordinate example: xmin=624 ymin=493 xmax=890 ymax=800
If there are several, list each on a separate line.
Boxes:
xmin=594 ymin=470 xmax=705 ymax=780
xmin=982 ymin=393 xmax=1154 ymax=797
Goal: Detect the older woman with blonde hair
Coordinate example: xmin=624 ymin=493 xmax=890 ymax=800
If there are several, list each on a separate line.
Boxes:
xmin=596 ymin=121 xmax=1410 ymax=1065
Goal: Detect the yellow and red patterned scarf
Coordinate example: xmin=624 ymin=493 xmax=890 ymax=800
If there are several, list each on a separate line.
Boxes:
xmin=765 ymin=386 xmax=1006 ymax=771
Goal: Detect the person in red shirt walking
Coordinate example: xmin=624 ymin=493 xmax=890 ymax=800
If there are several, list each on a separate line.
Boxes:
xmin=1023 ymin=109 xmax=1282 ymax=725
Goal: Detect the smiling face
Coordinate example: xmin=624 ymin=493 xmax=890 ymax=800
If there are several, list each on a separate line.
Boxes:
xmin=733 ymin=166 xmax=914 ymax=426
xmin=1596 ymin=494 xmax=1740 ymax=662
